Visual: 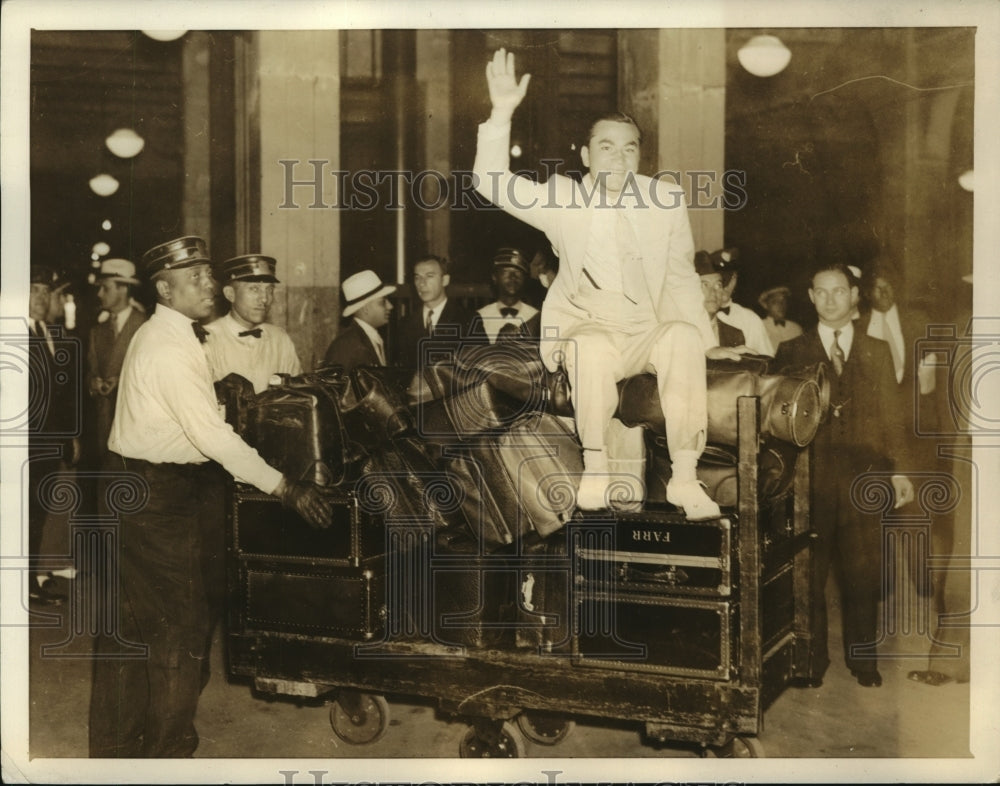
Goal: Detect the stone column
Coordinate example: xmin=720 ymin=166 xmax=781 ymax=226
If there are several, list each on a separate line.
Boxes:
xmin=618 ymin=29 xmax=726 ymax=252
xmin=255 ymin=31 xmax=341 ymax=371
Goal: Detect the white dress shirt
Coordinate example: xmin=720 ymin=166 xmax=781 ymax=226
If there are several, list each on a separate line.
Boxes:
xmin=204 ymin=312 xmax=303 ymax=393
xmin=866 ymin=305 xmax=906 ymax=383
xmin=108 ymin=303 xmax=283 ymax=493
xmin=475 ymin=300 xmax=539 ymax=343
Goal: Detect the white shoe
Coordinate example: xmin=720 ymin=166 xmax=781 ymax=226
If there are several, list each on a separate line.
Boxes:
xmin=665 ymin=479 xmax=721 ymax=521
xmin=576 ymin=473 xmax=611 ymax=510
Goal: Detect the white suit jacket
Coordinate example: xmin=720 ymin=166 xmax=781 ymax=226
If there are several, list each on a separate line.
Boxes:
xmin=473 ymin=119 xmax=714 ymax=371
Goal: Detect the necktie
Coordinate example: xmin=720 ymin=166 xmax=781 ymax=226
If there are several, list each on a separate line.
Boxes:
xmin=773 ymin=319 xmax=785 ymax=327
xmin=374 ymin=338 xmax=386 ymax=366
xmin=719 ymin=305 xmax=731 ymax=316
xmin=192 ymin=322 xmax=209 ymax=344
xmin=616 ymin=208 xmax=645 ymax=304
xmin=831 ymin=329 xmax=846 ymax=376
xmin=425 ymin=309 xmax=434 ymax=335
xmin=239 ymin=327 xmax=263 ymax=338
xmin=500 ymin=306 xmax=518 ymax=318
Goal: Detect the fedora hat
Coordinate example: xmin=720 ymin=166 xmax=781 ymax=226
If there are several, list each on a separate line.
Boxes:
xmin=97 ymin=258 xmax=140 ymax=285
xmin=341 ymin=270 xmax=396 ymax=317
xmin=141 ymin=236 xmax=211 ymax=280
xmin=216 ymin=254 xmax=279 ymax=284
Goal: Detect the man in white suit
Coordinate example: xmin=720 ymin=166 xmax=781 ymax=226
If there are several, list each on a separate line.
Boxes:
xmin=473 ymin=49 xmax=735 ymax=519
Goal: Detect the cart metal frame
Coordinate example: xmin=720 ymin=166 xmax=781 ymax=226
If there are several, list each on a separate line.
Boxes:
xmin=226 ymin=396 xmax=815 ymax=757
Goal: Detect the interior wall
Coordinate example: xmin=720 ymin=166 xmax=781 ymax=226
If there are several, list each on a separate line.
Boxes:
xmin=723 ymin=28 xmax=974 ymax=327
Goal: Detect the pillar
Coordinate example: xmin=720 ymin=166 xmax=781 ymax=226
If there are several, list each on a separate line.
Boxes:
xmin=618 ymin=29 xmax=726 ymax=252
xmin=254 ymin=31 xmax=341 ymax=370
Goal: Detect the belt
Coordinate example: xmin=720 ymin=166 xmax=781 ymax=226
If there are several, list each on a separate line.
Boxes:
xmin=108 ymin=452 xmax=208 ymax=477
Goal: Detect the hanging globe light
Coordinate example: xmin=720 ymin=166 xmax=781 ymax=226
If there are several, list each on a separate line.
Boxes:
xmin=142 ymin=30 xmax=187 ymax=42
xmin=89 ymin=174 xmax=120 ymax=197
xmin=737 ymin=35 xmax=792 ymax=78
xmin=106 ymin=128 xmax=145 ymax=158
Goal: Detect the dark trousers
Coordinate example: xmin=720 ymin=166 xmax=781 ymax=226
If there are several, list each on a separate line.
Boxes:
xmin=89 ymin=456 xmax=215 ymax=758
xmin=808 ymin=463 xmax=884 ymax=678
xmin=27 ymin=446 xmax=64 ymax=585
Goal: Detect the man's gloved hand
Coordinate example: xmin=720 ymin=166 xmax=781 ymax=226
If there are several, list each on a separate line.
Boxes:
xmin=275 ymin=476 xmax=332 ymax=529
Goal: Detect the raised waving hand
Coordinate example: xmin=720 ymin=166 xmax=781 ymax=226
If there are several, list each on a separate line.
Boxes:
xmin=486 ymin=48 xmax=531 ymax=122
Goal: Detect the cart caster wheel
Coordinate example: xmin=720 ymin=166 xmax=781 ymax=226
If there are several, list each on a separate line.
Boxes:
xmin=517 ymin=711 xmax=575 ymax=745
xmin=329 ymin=691 xmax=389 ymax=745
xmin=705 ymin=735 xmax=765 ymax=758
xmin=459 ymin=721 xmax=525 ymax=758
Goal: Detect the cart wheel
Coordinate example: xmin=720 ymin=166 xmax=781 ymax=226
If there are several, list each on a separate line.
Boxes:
xmin=516 ymin=711 xmax=575 ymax=745
xmin=329 ymin=691 xmax=389 ymax=745
xmin=706 ymin=735 xmax=765 ymax=758
xmin=459 ymin=721 xmax=525 ymax=758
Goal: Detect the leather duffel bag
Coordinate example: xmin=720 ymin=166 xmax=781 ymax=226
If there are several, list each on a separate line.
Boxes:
xmin=241 ymin=368 xmax=352 ymax=487
xmin=617 ymin=358 xmax=827 ymax=448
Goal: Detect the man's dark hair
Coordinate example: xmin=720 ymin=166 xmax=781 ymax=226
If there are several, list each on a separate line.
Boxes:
xmin=412 ymin=254 xmax=449 ymax=276
xmin=582 ymin=111 xmax=643 ymax=149
xmin=811 ymin=261 xmax=859 ymax=288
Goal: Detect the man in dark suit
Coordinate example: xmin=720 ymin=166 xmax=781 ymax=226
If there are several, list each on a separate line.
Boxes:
xmin=774 ymin=262 xmax=914 ymax=688
xmin=27 ymin=266 xmax=81 ymax=605
xmin=87 ymin=259 xmax=147 ymax=465
xmin=323 ymin=269 xmax=396 ymax=373
xmin=394 ymin=254 xmax=474 ymax=369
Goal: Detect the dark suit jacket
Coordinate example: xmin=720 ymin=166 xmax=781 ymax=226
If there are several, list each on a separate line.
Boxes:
xmin=323 ymin=319 xmax=383 ymax=374
xmin=855 ymin=305 xmax=929 ymax=393
xmin=87 ymin=308 xmax=147 ymax=454
xmin=394 ymin=298 xmax=475 ymax=369
xmin=717 ymin=319 xmax=745 ymax=349
xmin=28 ymin=321 xmax=79 ymax=457
xmin=856 ymin=304 xmax=934 ymax=467
xmin=774 ymin=327 xmax=907 ymax=475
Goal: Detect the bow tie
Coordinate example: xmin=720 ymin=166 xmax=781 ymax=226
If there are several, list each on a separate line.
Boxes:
xmin=500 ymin=307 xmax=519 ymax=318
xmin=239 ymin=327 xmax=263 ymax=338
xmin=719 ymin=306 xmax=730 ymax=316
xmin=192 ymin=322 xmax=209 ymax=344
xmin=773 ymin=319 xmax=785 ymax=327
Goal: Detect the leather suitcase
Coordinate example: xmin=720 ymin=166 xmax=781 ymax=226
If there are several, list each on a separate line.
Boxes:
xmin=443 ymin=411 xmax=583 ymax=551
xmin=339 ymin=366 xmax=415 ymax=451
xmin=353 ymin=435 xmax=469 ymax=533
xmin=415 ymin=378 xmax=526 ymax=441
xmin=429 ymin=533 xmax=515 ymax=649
xmin=241 ymin=371 xmax=351 ymax=486
xmin=231 ymin=486 xmax=385 ymax=567
xmin=573 ymin=511 xmax=734 ymax=598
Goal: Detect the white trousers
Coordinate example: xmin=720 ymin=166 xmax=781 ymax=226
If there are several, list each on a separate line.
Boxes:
xmin=560 ymin=320 xmax=707 ymax=458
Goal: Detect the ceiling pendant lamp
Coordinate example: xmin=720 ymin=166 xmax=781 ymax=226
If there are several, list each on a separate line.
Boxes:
xmin=738 ymin=34 xmax=792 ymax=78
xmin=142 ymin=30 xmax=187 ymax=42
xmin=89 ymin=174 xmax=120 ymax=197
xmin=106 ymin=128 xmax=145 ymax=158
